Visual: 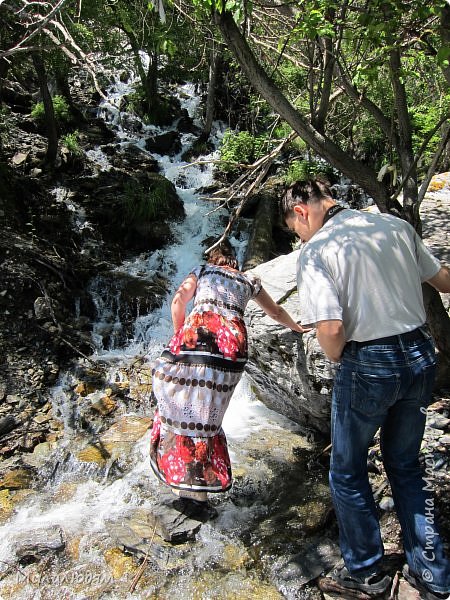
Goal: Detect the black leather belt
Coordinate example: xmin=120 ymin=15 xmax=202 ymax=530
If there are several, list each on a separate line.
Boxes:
xmin=349 ymin=327 xmax=426 ymax=348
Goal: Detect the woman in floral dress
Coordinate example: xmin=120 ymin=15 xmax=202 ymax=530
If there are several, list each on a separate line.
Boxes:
xmin=150 ymin=239 xmax=306 ymax=504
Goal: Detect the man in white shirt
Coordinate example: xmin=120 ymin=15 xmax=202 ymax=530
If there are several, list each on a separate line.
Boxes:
xmin=281 ymin=178 xmax=450 ymax=599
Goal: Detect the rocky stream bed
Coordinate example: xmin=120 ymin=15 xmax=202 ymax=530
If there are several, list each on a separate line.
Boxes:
xmin=0 ymin=67 xmax=449 ymax=599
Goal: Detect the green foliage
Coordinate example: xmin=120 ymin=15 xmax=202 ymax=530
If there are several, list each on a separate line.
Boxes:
xmin=71 ymin=22 xmax=95 ymax=47
xmin=62 ymin=131 xmax=82 ymax=156
xmin=123 ymin=179 xmax=173 ymax=224
xmin=284 ymin=159 xmax=335 ymax=185
xmin=410 ymin=101 xmax=449 ymax=169
xmin=31 ymin=95 xmax=71 ymax=125
xmin=219 ymin=130 xmax=255 ymax=171
xmin=218 ymin=130 xmax=271 ymax=172
xmin=293 ymin=1 xmax=336 ymax=40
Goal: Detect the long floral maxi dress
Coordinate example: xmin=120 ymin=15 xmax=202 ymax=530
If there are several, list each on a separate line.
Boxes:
xmin=149 ymin=265 xmax=262 ymax=493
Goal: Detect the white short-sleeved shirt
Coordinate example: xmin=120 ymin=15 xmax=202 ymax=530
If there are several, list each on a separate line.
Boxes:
xmin=297 ymin=209 xmax=441 ymax=342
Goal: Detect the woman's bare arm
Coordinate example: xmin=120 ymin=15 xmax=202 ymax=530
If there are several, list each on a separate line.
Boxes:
xmin=253 ymin=287 xmax=311 ymax=333
xmin=171 ymin=275 xmax=197 ymax=332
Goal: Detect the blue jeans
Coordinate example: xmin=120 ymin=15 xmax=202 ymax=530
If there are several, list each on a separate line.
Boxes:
xmin=330 ymin=330 xmax=450 ymax=594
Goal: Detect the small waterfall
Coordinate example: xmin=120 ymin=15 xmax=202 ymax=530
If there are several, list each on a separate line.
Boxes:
xmin=0 ymin=71 xmax=327 ymax=600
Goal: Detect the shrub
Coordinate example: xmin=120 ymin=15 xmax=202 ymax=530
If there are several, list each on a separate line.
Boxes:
xmin=123 ymin=178 xmax=173 ymax=224
xmin=284 ymin=159 xmax=335 ymax=185
xmin=31 ymin=95 xmax=71 ymax=125
xmin=62 ymin=131 xmax=82 ymax=156
xmin=219 ymin=130 xmax=255 ymax=172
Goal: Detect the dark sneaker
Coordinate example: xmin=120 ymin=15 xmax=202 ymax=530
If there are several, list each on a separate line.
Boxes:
xmin=402 ymin=565 xmax=450 ymax=600
xmin=329 ymin=565 xmax=391 ymax=596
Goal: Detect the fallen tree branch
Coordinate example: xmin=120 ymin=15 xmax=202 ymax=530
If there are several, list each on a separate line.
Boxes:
xmin=204 ymin=132 xmax=297 ymax=255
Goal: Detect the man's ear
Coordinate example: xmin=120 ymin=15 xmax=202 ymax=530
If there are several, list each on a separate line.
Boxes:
xmin=293 ymin=204 xmax=308 ymax=219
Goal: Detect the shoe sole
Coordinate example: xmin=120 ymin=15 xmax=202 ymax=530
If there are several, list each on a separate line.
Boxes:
xmin=330 ymin=573 xmax=391 ymax=595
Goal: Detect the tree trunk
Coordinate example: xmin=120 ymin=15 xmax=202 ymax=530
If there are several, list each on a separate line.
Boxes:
xmin=146 ymin=51 xmax=158 ymax=100
xmin=214 ymin=10 xmax=450 ymax=371
xmin=200 ymin=45 xmax=221 ymax=142
xmin=32 ymin=52 xmax=58 ymax=165
xmin=214 ymin=10 xmax=391 ymax=212
xmin=389 ymin=48 xmax=419 ymax=228
xmin=422 ymin=284 xmax=450 ymax=388
xmin=439 ymin=4 xmax=450 ymax=87
xmin=242 ymin=192 xmax=275 ymax=271
xmin=314 ymin=34 xmax=334 ymax=134
xmin=126 ymin=31 xmax=156 ymax=111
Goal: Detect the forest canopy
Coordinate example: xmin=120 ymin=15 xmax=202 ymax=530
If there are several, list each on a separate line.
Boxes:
xmin=1 ymin=0 xmax=449 ymax=223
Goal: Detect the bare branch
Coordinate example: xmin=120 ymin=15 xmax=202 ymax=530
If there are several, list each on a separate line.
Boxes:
xmin=0 ymin=0 xmax=70 ymax=60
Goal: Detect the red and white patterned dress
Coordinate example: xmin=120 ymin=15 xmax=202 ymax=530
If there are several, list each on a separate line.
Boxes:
xmin=150 ymin=265 xmax=262 ymax=493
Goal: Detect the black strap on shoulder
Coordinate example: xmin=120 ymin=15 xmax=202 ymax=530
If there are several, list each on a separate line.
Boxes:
xmin=322 ymin=205 xmax=345 ymax=226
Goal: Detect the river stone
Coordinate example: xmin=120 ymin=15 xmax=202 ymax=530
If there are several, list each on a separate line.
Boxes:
xmin=0 ymin=468 xmax=33 ymax=490
xmin=13 ymin=525 xmax=66 ymax=559
xmin=0 ymin=489 xmax=13 ymax=521
xmin=108 ymin=494 xmax=204 ymax=546
xmin=103 ymin=547 xmax=135 ymax=579
xmin=245 ymin=250 xmax=335 ymax=434
xmin=397 ymin=578 xmax=421 ymax=599
xmin=76 ymin=444 xmax=111 ymax=464
xmin=91 ymin=395 xmax=117 ymax=415
xmin=100 ymin=416 xmax=152 ymax=443
xmin=272 ymin=537 xmax=341 ymax=591
xmin=0 ymin=415 xmax=17 ymax=437
xmin=145 ymin=131 xmax=181 ymax=155
xmin=427 ymin=413 xmax=450 ymax=430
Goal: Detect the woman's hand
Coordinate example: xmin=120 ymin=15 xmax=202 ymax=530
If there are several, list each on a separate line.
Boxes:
xmin=292 ymin=322 xmax=313 ymax=334
xmin=253 ymin=287 xmax=311 ymax=333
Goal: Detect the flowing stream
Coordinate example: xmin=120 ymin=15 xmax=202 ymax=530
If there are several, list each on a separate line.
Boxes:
xmin=0 ymin=73 xmax=331 ymax=600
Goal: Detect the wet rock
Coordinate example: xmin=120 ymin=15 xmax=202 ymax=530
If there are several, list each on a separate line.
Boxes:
xmin=33 ymin=413 xmax=51 ymax=424
xmin=74 ymin=381 xmax=98 ymax=396
xmin=33 ymin=296 xmax=54 ymax=320
xmin=100 ymin=416 xmax=152 ymax=444
xmin=75 ymin=419 xmax=150 ymax=466
xmin=176 ymin=110 xmax=201 ymax=135
xmin=145 ymin=130 xmax=181 ymax=155
xmin=0 ymin=489 xmax=14 ymax=521
xmin=103 ymin=547 xmax=135 ymax=579
xmin=13 ymin=525 xmax=66 ymax=560
xmin=6 ymin=394 xmax=22 ymax=405
xmin=273 ymin=537 xmax=341 ymax=591
xmin=76 ymin=443 xmax=111 ymax=464
xmin=288 ymin=497 xmax=333 ymax=533
xmin=0 ymin=468 xmax=34 ymax=490
xmin=108 ymin=496 xmax=204 ymax=547
xmin=91 ymin=395 xmax=117 ymax=416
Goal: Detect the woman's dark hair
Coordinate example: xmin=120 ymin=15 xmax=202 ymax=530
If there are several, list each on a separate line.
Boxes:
xmin=280 ymin=177 xmax=332 ymax=218
xmin=206 ymin=239 xmax=239 ymax=270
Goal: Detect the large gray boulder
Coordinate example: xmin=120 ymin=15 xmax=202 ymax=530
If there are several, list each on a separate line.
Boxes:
xmin=245 ymin=250 xmax=334 ymax=436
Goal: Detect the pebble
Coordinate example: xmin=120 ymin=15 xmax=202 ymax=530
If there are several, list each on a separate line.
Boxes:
xmin=379 ymin=496 xmax=395 ymax=511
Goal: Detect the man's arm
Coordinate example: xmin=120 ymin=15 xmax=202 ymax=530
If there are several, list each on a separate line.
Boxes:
xmin=427 ymin=266 xmax=450 ymax=293
xmin=316 ymin=320 xmax=346 ymax=362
